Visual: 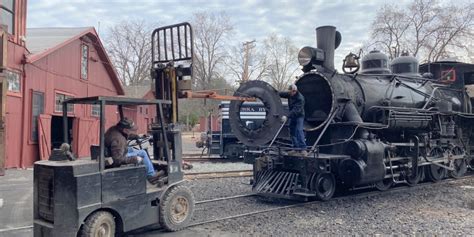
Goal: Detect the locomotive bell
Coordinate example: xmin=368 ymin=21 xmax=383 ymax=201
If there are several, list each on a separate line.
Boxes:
xmin=343 ymin=53 xmax=359 ymax=68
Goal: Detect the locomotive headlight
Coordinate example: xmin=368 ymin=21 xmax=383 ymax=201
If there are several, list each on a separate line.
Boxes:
xmin=298 ymin=47 xmax=314 ymax=66
xmin=298 ymin=46 xmax=324 ymax=66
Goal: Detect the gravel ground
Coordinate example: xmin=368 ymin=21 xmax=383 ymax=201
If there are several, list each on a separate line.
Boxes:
xmin=183 ymin=176 xmax=474 ymax=236
xmin=186 ymin=177 xmax=252 ymax=201
xmin=185 ymin=162 xmax=252 ymax=174
xmin=181 ymin=132 xmax=204 ymax=154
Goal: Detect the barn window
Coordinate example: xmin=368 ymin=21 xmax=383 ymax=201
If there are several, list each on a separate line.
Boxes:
xmin=31 ymin=91 xmax=44 ymax=141
xmin=6 ymin=70 xmax=20 ymax=92
xmin=55 ymin=93 xmax=74 ymax=113
xmin=145 ymin=108 xmax=148 ymax=115
xmin=91 ymin=104 xmax=100 ymax=117
xmin=81 ymin=44 xmax=88 ymax=79
xmin=0 ymin=0 xmax=14 ymax=34
xmin=139 ymin=107 xmax=143 ymax=113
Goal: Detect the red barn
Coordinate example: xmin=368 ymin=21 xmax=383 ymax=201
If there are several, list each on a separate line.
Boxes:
xmin=0 ymin=0 xmax=125 ymax=173
xmin=123 ymin=85 xmax=156 ymax=135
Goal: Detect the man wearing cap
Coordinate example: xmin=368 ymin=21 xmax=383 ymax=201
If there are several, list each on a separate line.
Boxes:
xmin=104 ymin=118 xmax=162 ymax=184
xmin=280 ymin=84 xmax=307 ymax=156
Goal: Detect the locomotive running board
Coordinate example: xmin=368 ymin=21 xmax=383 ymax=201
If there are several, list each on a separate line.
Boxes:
xmin=253 ymin=170 xmax=300 ymax=198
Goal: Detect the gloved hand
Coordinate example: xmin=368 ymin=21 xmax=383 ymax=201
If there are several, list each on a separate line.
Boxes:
xmin=281 ymin=115 xmax=288 ymax=123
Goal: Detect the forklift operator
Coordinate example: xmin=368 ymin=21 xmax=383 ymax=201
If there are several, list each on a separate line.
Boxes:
xmin=104 ymin=118 xmax=163 ymax=184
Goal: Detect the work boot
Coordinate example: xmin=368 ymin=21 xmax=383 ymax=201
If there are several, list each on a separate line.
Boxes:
xmin=147 ymin=170 xmax=165 ymax=184
xmin=300 ymin=150 xmax=308 ymax=157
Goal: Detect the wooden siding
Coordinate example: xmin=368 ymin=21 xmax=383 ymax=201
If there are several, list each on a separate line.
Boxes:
xmin=5 ymin=32 xmax=123 ymax=168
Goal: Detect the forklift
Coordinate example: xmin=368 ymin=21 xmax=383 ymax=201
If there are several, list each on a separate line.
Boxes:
xmin=34 ymin=96 xmax=194 ymax=237
xmin=33 ymin=23 xmax=196 ymax=237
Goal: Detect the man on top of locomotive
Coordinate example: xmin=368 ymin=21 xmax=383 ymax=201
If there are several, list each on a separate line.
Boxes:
xmin=104 ymin=118 xmax=163 ymax=184
xmin=279 ymin=84 xmax=307 ymax=156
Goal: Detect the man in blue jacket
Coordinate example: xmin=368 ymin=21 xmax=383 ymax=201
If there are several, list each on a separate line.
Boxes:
xmin=280 ymin=84 xmax=307 ymax=156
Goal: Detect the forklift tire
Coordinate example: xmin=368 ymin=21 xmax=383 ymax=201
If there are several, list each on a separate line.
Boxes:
xmin=159 ymin=185 xmax=195 ymax=231
xmin=79 ymin=211 xmax=116 ymax=237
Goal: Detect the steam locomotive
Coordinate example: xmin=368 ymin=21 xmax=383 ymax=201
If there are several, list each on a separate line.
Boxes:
xmin=229 ymin=26 xmax=474 ymax=201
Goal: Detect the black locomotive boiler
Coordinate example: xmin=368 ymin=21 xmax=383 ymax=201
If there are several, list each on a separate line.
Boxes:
xmin=229 ymin=25 xmax=474 ymax=201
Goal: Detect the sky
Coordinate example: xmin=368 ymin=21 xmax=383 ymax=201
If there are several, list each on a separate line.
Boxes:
xmin=27 ymin=0 xmax=413 ymax=69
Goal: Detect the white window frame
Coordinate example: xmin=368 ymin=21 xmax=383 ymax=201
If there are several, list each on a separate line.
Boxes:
xmin=81 ymin=44 xmax=89 ymax=80
xmin=55 ymin=93 xmax=74 ymax=113
xmin=6 ymin=70 xmax=20 ymax=92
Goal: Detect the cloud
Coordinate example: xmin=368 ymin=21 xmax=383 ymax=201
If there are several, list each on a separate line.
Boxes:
xmin=27 ymin=0 xmax=408 ymax=69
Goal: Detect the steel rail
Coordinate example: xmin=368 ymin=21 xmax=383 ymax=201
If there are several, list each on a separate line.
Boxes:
xmin=184 ymin=170 xmax=253 ymax=179
xmin=188 ymin=172 xmax=474 ymax=227
xmin=196 ymin=193 xmax=257 ymax=204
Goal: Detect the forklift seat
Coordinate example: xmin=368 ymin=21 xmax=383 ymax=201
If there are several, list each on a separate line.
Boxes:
xmin=90 ymin=145 xmax=110 ymax=160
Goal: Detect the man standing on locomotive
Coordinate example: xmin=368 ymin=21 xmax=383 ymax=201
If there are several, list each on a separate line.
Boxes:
xmin=280 ymin=84 xmax=307 ymax=156
xmin=104 ymin=118 xmax=163 ymax=184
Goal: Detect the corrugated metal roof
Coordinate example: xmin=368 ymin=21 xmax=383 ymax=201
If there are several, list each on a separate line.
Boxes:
xmin=124 ymin=85 xmax=152 ymax=98
xmin=26 ymin=27 xmax=92 ymax=54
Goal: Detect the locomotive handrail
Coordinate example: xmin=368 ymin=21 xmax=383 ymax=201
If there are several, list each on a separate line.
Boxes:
xmin=310 ymin=109 xmax=338 ymax=152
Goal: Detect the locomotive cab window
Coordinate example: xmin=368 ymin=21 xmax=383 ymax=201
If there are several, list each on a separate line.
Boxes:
xmin=440 ymin=68 xmax=456 ymax=82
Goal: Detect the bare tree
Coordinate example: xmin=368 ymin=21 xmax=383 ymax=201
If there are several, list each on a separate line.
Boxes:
xmin=105 ymin=19 xmax=154 ymax=86
xmin=370 ymin=4 xmax=411 ymax=59
xmin=425 ymin=3 xmax=474 ymax=61
xmin=192 ymin=11 xmax=234 ymax=90
xmin=263 ymin=33 xmax=299 ymax=91
xmin=368 ymin=0 xmax=474 ymax=62
xmin=226 ymin=41 xmax=268 ymax=83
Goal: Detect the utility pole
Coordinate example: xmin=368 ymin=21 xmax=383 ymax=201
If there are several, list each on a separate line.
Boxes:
xmin=242 ymin=40 xmax=256 ymax=82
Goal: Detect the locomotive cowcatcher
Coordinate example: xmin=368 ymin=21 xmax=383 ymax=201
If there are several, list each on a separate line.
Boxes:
xmin=230 ymin=25 xmax=474 ymax=201
xmin=33 ymin=23 xmax=196 ymax=236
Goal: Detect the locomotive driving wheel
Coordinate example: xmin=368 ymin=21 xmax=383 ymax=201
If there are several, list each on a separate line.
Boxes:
xmin=406 ymin=166 xmax=424 ymax=186
xmin=448 ymin=146 xmax=467 ymax=178
xmin=375 ymin=178 xmax=393 ymax=191
xmin=425 ymin=147 xmax=446 ymax=182
xmin=310 ymin=173 xmax=336 ymax=201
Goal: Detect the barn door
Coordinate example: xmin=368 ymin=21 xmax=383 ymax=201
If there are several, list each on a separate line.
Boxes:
xmin=73 ymin=118 xmax=99 ymax=158
xmin=38 ymin=114 xmax=52 ymax=161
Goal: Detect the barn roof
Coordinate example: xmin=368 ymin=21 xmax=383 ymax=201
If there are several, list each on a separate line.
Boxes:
xmin=24 ymin=27 xmax=125 ymax=95
xmin=26 ymin=27 xmax=91 ymax=54
xmin=124 ymin=85 xmax=152 ymax=98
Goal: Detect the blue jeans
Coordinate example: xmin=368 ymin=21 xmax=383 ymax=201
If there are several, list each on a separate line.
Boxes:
xmin=127 ymin=147 xmax=156 ymax=177
xmin=289 ymin=117 xmax=306 ymax=149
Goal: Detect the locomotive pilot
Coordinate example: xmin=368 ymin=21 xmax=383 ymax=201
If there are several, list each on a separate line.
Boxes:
xmin=279 ymin=84 xmax=307 ymax=156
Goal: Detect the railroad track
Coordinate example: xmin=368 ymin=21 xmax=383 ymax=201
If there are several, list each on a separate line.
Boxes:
xmin=196 ymin=193 xmax=257 ymax=204
xmin=184 ymin=170 xmax=253 ymax=179
xmin=182 ymin=153 xmax=229 ymax=163
xmin=182 ymin=157 xmax=230 ymax=163
xmin=188 ymin=172 xmax=474 ymax=227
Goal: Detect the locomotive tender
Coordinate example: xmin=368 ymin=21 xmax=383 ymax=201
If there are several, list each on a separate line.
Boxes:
xmin=229 ymin=25 xmax=474 ymax=201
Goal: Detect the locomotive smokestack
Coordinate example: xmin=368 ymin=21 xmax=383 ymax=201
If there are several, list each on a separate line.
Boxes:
xmin=316 ymin=26 xmax=341 ymax=70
